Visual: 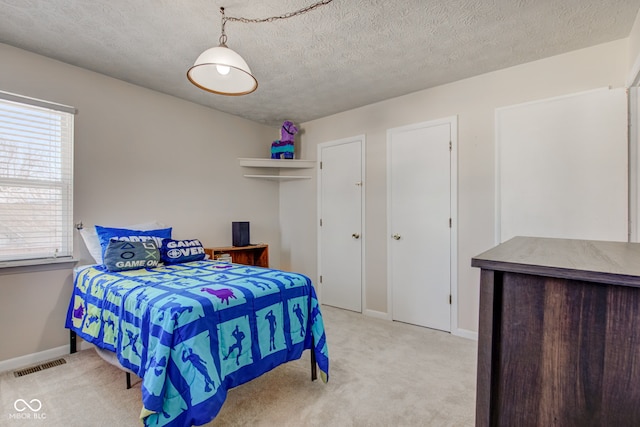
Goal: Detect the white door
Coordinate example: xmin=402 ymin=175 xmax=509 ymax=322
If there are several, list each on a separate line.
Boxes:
xmin=388 ymin=118 xmax=455 ymax=332
xmin=318 ymin=136 xmax=364 ymax=312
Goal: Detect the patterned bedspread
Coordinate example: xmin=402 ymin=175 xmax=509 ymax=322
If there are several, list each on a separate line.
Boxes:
xmin=65 ymin=261 xmax=329 ymax=427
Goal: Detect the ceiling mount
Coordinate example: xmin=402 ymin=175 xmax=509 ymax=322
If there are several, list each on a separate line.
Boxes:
xmin=187 ymin=0 xmax=334 ymax=96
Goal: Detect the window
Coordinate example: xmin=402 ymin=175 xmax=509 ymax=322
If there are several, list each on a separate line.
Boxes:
xmin=0 ymin=91 xmax=75 ymax=263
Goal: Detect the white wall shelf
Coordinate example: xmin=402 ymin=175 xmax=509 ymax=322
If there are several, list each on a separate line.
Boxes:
xmin=239 ymin=158 xmax=315 ymax=180
xmin=243 ymin=174 xmax=313 ymax=181
xmin=238 ymin=158 xmax=315 ymax=169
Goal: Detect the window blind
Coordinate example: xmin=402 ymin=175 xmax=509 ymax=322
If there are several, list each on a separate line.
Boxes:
xmin=0 ymin=93 xmax=75 ymax=262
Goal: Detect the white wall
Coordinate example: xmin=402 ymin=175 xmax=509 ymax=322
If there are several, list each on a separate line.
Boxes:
xmin=628 ymin=10 xmax=640 ymax=85
xmin=0 ymin=31 xmax=636 ymax=364
xmin=0 ymin=43 xmax=278 ymax=363
xmin=281 ymin=39 xmax=629 ymax=334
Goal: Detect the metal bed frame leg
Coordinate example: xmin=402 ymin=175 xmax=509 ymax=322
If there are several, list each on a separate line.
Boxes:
xmin=126 ymin=373 xmax=132 ymax=389
xmin=70 ymin=330 xmax=77 ymax=354
xmin=310 ymin=339 xmax=317 ymax=381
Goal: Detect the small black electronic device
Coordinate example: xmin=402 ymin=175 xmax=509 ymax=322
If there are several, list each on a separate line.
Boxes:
xmin=232 ymin=221 xmax=250 ymax=247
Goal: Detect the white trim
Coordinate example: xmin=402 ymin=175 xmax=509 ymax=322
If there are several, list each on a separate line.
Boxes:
xmin=452 ymin=328 xmax=478 ymax=341
xmin=0 ymin=345 xmax=67 ymax=374
xmin=386 ymin=116 xmax=459 ymax=334
xmin=317 ymin=135 xmax=366 ymax=312
xmin=450 ymin=116 xmax=459 ymax=334
xmin=630 ymin=87 xmax=638 ymax=242
xmin=494 ymin=109 xmax=502 ymax=245
xmin=361 ymin=310 xmax=476 ymax=339
xmin=627 ymin=51 xmax=640 ymax=88
xmin=364 ymin=309 xmax=391 ymax=320
xmin=0 ymin=341 xmax=94 ymax=374
xmin=0 ymin=90 xmax=76 ymax=114
xmin=363 ymin=310 xmax=476 ymax=339
xmin=629 ymin=44 xmax=640 ymax=243
xmin=0 ymin=257 xmax=78 ymax=269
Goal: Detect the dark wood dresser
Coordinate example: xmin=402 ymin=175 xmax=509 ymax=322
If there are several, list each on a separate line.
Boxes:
xmin=471 ymin=236 xmax=640 ymax=427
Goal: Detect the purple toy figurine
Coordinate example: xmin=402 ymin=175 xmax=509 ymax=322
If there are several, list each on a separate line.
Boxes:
xmin=271 ymin=120 xmax=298 ymax=159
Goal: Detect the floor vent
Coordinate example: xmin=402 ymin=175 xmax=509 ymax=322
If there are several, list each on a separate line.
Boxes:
xmin=14 ymin=358 xmax=67 ymax=378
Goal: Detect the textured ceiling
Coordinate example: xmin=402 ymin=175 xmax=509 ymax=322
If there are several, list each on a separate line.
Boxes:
xmin=1 ymin=0 xmax=639 ymax=126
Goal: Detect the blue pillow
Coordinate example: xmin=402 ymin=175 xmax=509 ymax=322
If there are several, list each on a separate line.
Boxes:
xmin=95 ymin=225 xmax=172 ymax=260
xmin=160 ymin=238 xmax=206 ymax=264
xmin=103 ymin=240 xmax=160 ymax=272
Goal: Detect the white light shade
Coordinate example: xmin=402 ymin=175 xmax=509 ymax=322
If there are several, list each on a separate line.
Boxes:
xmin=187 ymin=45 xmax=258 ymax=96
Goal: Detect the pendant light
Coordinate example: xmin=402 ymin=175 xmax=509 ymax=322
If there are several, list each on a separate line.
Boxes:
xmin=187 ymin=1 xmax=334 ymax=96
xmin=187 ymin=7 xmax=257 ymax=96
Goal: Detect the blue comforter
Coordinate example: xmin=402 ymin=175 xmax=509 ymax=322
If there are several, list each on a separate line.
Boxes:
xmin=65 ymin=261 xmax=329 ymax=426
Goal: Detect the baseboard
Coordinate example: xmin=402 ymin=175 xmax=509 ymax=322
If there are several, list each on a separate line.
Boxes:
xmin=364 ymin=309 xmax=391 ymax=320
xmin=363 ymin=310 xmax=477 ymax=340
xmin=0 ymin=340 xmax=94 ymax=374
xmin=452 ymin=328 xmax=478 ymax=341
xmin=0 ymin=345 xmax=69 ymax=374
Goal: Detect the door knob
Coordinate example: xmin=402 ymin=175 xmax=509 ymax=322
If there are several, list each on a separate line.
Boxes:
xmin=352 ymin=233 xmax=360 ymax=239
xmin=392 ymin=234 xmax=401 ymax=240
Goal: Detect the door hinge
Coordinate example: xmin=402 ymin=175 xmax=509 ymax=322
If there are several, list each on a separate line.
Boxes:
xmin=320 ymin=218 xmax=323 ymax=226
xmin=449 ymin=294 xmax=452 ymax=305
xmin=449 ymin=218 xmax=452 ymax=228
xmin=449 ymin=141 xmax=452 ymax=151
xmin=320 ymin=275 xmax=323 ymax=283
xmin=320 ymin=161 xmax=323 ymax=169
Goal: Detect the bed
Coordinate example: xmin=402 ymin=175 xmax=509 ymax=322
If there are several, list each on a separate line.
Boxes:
xmin=65 ymin=259 xmax=329 ymax=427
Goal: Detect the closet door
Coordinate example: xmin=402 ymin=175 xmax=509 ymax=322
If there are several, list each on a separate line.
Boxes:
xmin=318 ymin=136 xmax=364 ymax=312
xmin=387 ymin=118 xmax=456 ymax=332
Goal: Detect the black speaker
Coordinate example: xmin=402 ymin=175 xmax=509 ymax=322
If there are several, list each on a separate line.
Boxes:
xmin=232 ymin=222 xmax=250 ymax=247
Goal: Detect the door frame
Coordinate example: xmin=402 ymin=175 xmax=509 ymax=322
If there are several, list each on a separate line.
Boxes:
xmin=629 ymin=86 xmax=639 ymax=243
xmin=627 ymin=50 xmax=640 ymax=242
xmin=386 ymin=116 xmax=458 ymax=332
xmin=317 ymin=135 xmax=366 ymax=311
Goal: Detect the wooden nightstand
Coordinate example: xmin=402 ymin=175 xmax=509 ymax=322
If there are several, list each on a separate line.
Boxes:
xmin=204 ymin=244 xmax=269 ymax=267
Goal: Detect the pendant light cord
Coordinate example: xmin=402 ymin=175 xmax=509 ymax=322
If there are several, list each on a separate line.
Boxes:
xmin=219 ymin=0 xmax=333 ymax=45
xmin=202 ymin=0 xmax=333 ymax=95
xmin=222 ymin=0 xmax=334 ymax=25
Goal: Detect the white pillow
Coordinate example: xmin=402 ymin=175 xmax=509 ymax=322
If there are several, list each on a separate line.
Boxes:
xmin=79 ymin=221 xmax=167 ymax=264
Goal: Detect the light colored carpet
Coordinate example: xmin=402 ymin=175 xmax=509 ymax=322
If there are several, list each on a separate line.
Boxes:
xmin=0 ymin=306 xmax=477 ymax=426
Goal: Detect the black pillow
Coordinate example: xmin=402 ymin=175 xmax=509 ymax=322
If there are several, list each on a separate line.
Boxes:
xmin=160 ymin=238 xmax=206 ymax=264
